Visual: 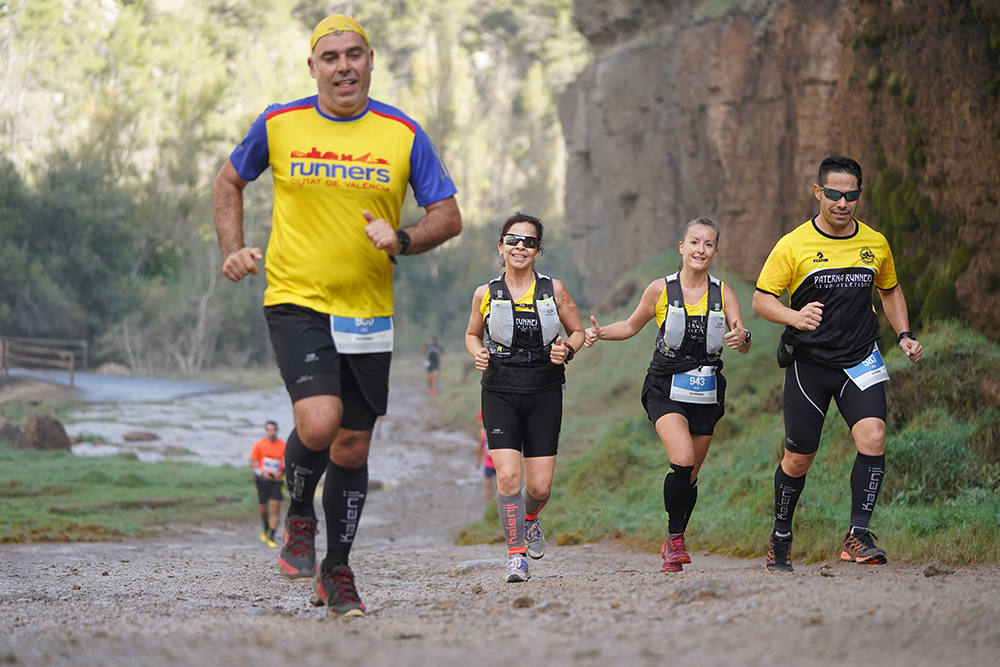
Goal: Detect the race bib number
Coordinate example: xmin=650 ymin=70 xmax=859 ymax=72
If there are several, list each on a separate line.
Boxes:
xmin=330 ymin=316 xmax=393 ymax=354
xmin=261 ymin=457 xmax=282 ymax=474
xmin=844 ymin=343 xmax=889 ymax=390
xmin=669 ymin=366 xmax=718 ymax=404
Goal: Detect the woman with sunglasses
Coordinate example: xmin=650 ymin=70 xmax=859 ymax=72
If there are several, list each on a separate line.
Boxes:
xmin=583 ymin=217 xmax=751 ymax=573
xmin=465 ymin=211 xmax=585 ymax=583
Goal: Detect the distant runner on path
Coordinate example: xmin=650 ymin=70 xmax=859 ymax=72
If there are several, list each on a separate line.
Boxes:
xmin=475 ymin=409 xmax=496 ymax=504
xmin=248 ymin=420 xmax=286 ymax=547
xmin=424 ymin=336 xmax=444 ymax=396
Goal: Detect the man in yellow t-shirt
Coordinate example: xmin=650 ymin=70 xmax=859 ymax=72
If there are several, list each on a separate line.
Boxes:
xmin=248 ymin=420 xmax=286 ymax=547
xmin=753 ymin=155 xmax=923 ymax=573
xmin=213 ymin=15 xmax=462 ymax=617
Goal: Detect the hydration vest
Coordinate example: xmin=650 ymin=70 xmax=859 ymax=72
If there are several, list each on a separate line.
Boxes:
xmin=654 ymin=272 xmax=725 ymax=359
xmin=484 ymin=273 xmax=560 ymax=358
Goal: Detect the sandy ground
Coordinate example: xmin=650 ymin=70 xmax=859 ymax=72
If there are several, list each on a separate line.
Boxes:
xmin=1 ymin=375 xmax=999 ymax=666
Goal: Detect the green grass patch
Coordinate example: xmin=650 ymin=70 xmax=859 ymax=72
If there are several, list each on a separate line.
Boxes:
xmin=0 ymin=444 xmax=256 ymax=542
xmin=446 ymin=248 xmax=1000 ymax=565
xmin=0 ymin=397 xmax=78 ymax=424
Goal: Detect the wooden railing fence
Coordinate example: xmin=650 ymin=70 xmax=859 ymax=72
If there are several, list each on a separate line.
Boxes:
xmin=0 ymin=337 xmax=87 ymax=387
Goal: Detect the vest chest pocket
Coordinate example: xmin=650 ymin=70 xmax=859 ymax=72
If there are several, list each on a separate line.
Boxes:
xmin=669 ymin=366 xmax=718 ymax=404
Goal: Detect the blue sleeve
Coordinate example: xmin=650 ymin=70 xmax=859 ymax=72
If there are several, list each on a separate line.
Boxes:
xmin=408 ymin=126 xmax=458 ymax=207
xmin=228 ymin=108 xmax=273 ymax=182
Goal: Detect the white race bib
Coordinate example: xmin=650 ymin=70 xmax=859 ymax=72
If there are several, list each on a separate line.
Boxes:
xmin=330 ymin=316 xmax=394 ymax=354
xmin=844 ymin=343 xmax=889 ymax=390
xmin=261 ymin=457 xmax=282 ymax=474
xmin=669 ymin=366 xmax=718 ymax=404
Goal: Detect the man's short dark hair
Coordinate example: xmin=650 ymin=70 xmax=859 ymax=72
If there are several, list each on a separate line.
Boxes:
xmin=818 ymin=155 xmax=863 ymax=187
xmin=265 ymin=420 xmax=278 ymax=429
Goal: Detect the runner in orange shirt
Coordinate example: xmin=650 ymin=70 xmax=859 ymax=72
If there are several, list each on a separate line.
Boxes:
xmin=248 ymin=421 xmax=286 ymax=547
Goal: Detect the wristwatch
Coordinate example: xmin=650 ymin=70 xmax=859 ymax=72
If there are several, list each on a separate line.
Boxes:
xmin=743 ymin=330 xmax=752 ymax=345
xmin=395 ymin=229 xmax=411 ymax=256
xmin=897 ymin=330 xmax=915 ymax=344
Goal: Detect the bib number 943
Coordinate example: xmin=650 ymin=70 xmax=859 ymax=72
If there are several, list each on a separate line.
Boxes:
xmin=669 ymin=366 xmax=718 ymax=404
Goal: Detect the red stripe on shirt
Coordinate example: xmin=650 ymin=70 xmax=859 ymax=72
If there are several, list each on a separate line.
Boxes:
xmin=369 ymin=107 xmax=416 ymax=133
xmin=266 ymin=104 xmax=314 ymax=121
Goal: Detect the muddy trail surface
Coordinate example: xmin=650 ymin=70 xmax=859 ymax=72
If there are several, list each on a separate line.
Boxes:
xmin=2 ymin=373 xmax=998 ymax=666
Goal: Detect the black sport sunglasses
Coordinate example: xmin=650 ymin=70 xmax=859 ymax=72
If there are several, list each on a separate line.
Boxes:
xmin=818 ymin=186 xmax=862 ymax=202
xmin=502 ymin=233 xmax=540 ymax=249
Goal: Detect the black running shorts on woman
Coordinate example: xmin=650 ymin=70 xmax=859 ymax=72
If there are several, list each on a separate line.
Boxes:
xmin=264 ymin=303 xmax=390 ymax=431
xmin=481 ymin=387 xmax=562 ymax=458
xmin=641 ymin=372 xmax=727 ymax=436
xmin=782 ymin=358 xmax=886 ymax=455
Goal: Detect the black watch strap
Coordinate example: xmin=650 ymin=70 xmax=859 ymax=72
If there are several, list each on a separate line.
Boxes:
xmin=897 ymin=330 xmax=914 ymax=343
xmin=396 ymin=229 xmax=411 ymax=256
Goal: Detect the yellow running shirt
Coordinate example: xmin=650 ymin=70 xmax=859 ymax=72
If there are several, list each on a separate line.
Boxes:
xmin=230 ymin=96 xmax=456 ymax=317
xmin=756 ymin=218 xmax=898 ymax=367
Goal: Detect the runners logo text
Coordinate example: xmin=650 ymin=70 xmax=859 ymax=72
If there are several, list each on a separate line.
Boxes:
xmin=289 ymin=148 xmax=391 ymax=190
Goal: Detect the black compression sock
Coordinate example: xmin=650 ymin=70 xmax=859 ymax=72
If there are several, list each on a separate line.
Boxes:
xmin=284 ymin=428 xmax=327 ymax=517
xmin=773 ymin=465 xmax=806 ymax=534
xmin=322 ymin=461 xmax=368 ymax=568
xmin=664 ymin=464 xmax=694 ymax=534
xmin=683 ymin=479 xmax=699 ymax=531
xmin=849 ymin=453 xmax=885 ymax=529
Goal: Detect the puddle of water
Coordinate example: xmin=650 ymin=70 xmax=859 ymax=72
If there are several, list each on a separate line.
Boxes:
xmin=65 ymin=384 xmax=465 ymax=487
xmin=67 ymin=387 xmax=294 ymax=467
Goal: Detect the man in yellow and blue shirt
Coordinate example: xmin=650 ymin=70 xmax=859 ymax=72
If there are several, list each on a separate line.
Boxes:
xmin=213 ymin=14 xmax=462 ymax=617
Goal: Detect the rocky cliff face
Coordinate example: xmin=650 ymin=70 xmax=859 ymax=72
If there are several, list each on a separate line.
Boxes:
xmin=561 ymin=0 xmax=1000 ymax=336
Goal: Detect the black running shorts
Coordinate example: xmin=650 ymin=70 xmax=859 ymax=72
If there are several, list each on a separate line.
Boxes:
xmin=481 ymin=386 xmax=562 ymax=458
xmin=782 ymin=359 xmax=887 ymax=455
xmin=641 ymin=372 xmax=727 ymax=436
xmin=264 ymin=303 xmax=390 ymax=431
xmin=255 ymin=478 xmax=284 ymax=503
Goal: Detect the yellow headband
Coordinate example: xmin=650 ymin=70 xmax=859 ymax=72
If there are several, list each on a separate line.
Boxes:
xmin=310 ymin=15 xmax=370 ymax=51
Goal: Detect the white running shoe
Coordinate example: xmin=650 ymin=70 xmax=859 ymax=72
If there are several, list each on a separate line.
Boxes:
xmin=525 ymin=519 xmax=546 ymax=559
xmin=505 ymin=554 xmax=530 ymax=583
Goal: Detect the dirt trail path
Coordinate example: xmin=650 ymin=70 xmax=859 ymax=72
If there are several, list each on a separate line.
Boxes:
xmin=2 ymin=375 xmax=998 ymax=666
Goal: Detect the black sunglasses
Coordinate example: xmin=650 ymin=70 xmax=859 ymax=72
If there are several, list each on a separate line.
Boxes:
xmin=502 ymin=233 xmax=540 ymax=249
xmin=818 ymin=186 xmax=862 ymax=202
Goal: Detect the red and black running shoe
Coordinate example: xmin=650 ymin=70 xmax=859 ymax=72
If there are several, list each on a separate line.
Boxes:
xmin=660 ymin=533 xmax=691 ymax=566
xmin=313 ymin=564 xmax=366 ymax=617
xmin=278 ymin=514 xmax=317 ymax=581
